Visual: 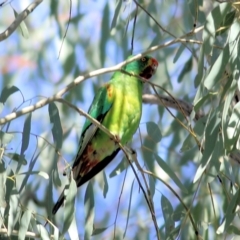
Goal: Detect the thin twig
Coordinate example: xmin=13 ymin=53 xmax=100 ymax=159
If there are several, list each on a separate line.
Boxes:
xmin=57 ymin=0 xmax=72 ymax=59
xmin=113 ymin=166 xmax=128 ymax=239
xmin=0 ymin=228 xmax=40 ymax=239
xmin=120 ymin=145 xmax=161 ymax=240
xmin=131 ymin=151 xmax=159 ymax=235
xmin=130 ymin=4 xmax=138 ymax=55
xmin=133 ymin=0 xmax=176 ymax=38
xmin=0 ymin=0 xmax=43 ymax=41
xmin=142 ymin=169 xmax=199 ymax=236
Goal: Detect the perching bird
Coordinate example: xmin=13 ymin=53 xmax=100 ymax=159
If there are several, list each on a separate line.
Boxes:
xmin=52 ymin=55 xmax=158 ymax=214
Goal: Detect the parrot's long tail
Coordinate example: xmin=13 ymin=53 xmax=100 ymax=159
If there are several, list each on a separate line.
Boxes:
xmin=52 ymin=190 xmax=65 ymax=214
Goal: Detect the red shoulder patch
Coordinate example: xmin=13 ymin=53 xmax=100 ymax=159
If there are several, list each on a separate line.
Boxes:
xmin=106 ymin=83 xmax=113 ymax=99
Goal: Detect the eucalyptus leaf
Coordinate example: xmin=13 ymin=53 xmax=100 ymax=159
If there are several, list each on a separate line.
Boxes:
xmin=62 ymin=175 xmax=77 ymax=235
xmin=84 ymin=181 xmax=94 ymax=239
xmin=0 ymin=85 xmax=19 ymax=104
xmin=155 ymin=154 xmax=188 ymax=193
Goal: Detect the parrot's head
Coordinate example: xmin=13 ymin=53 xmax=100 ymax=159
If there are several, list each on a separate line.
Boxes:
xmin=124 ymin=55 xmax=158 ymax=80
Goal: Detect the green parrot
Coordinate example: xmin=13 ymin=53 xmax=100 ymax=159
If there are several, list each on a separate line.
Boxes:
xmin=52 ymin=55 xmax=158 ymax=214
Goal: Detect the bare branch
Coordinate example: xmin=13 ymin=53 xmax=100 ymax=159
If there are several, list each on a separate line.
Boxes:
xmin=0 ymin=28 xmax=205 ymax=125
xmin=0 ymin=228 xmax=40 ymax=239
xmin=0 ymin=0 xmax=43 ymax=41
xmin=142 ymin=93 xmax=204 ymax=120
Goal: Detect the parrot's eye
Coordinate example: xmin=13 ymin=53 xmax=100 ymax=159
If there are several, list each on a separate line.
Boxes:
xmin=141 ymin=57 xmax=146 ymax=62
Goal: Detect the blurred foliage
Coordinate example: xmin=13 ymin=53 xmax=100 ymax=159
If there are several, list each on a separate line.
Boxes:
xmin=1 ymin=0 xmax=240 ymax=239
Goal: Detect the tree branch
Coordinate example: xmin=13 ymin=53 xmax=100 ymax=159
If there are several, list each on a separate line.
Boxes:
xmin=0 ymin=228 xmax=40 ymax=239
xmin=0 ymin=28 xmax=205 ymax=125
xmin=0 ymin=0 xmax=43 ymax=41
xmin=142 ymin=93 xmax=204 ymax=120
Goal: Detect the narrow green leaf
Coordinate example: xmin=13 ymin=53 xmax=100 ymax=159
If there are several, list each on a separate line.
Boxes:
xmin=8 ymin=188 xmax=20 ymax=235
xmin=12 ymin=7 xmax=29 ymax=38
xmin=110 ymin=0 xmax=122 ymax=33
xmin=222 ymin=79 xmax=237 ymax=148
xmin=226 ymin=102 xmax=240 ymax=151
xmin=219 ymin=73 xmax=233 ymax=104
xmin=204 ymin=45 xmax=230 ymax=90
xmin=193 ymin=82 xmax=206 ymax=110
xmin=178 ymin=57 xmax=192 ymax=83
xmin=228 ymin=22 xmax=240 ymax=80
xmin=142 ymin=138 xmax=155 ymax=173
xmin=173 ymin=44 xmax=185 ymax=63
xmin=216 ymin=10 xmax=236 ymax=36
xmin=21 ymin=113 xmax=32 ymax=156
xmin=155 ymin=154 xmax=188 ymax=193
xmin=36 ymin=224 xmax=51 ymax=239
xmin=53 ymin=224 xmax=59 ymax=240
xmin=149 ymin=176 xmax=156 ymax=198
xmin=17 ymin=171 xmax=49 ymax=179
xmin=92 ymin=227 xmax=109 ymax=236
xmin=18 ymin=209 xmax=31 ymax=240
xmin=194 ymin=45 xmax=204 ymax=87
xmin=223 ymin=157 xmax=235 ymax=184
xmin=227 ymin=224 xmax=240 ymax=235
xmin=5 ymin=170 xmax=14 ymax=204
xmin=206 ymin=137 xmax=223 ymax=182
xmin=227 ymin=19 xmax=240 ymax=44
xmin=146 ymin=122 xmax=162 ymax=143
xmin=109 ymin=157 xmax=128 ymax=178
xmin=0 ymin=131 xmax=14 ymax=146
xmin=47 ymin=169 xmax=54 ymax=220
xmin=180 ymin=133 xmax=196 ymax=152
xmin=63 ymin=175 xmax=77 ymax=234
xmin=202 ymin=2 xmax=231 ymax=54
xmin=188 ymin=0 xmax=203 ymax=20
xmin=84 ymin=181 xmax=95 ymax=240
xmin=217 ymin=189 xmax=240 ymax=234
xmin=0 ymin=159 xmax=6 ymax=208
xmin=53 ymin=165 xmax=62 ymax=187
xmin=0 ymin=103 xmax=4 ymax=114
xmin=102 ymin=170 xmax=108 ymax=198
xmin=0 ymin=85 xmax=19 ymax=104
xmin=194 ymin=111 xmax=220 ymax=183
xmin=68 ymin=216 xmax=79 ymax=240
xmin=161 ymin=195 xmax=174 ymax=237
xmin=100 ymin=3 xmax=110 ymax=65
xmin=64 ymin=52 xmax=75 ymax=74
xmin=172 ymin=208 xmax=183 ymax=222
xmin=18 ymin=152 xmax=42 ymax=194
xmin=6 ymin=153 xmax=27 ymax=165
xmin=123 ymin=180 xmax=134 ymax=238
xmin=37 ymin=171 xmax=49 ymax=179
xmin=48 ymin=102 xmax=63 ymax=150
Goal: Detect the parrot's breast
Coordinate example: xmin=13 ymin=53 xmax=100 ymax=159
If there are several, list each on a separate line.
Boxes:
xmin=103 ymin=77 xmax=143 ymax=144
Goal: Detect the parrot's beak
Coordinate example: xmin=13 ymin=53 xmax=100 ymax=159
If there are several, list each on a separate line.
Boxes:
xmin=150 ymin=58 xmax=158 ymax=74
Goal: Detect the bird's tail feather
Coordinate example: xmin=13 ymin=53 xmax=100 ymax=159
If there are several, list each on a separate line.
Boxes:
xmin=52 ymin=189 xmax=65 ymax=215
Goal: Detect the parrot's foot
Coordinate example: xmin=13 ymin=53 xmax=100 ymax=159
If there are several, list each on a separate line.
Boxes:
xmin=111 ymin=134 xmax=120 ymax=144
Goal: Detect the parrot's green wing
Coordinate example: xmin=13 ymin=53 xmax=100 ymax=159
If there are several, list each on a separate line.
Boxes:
xmin=72 ymin=84 xmax=114 ymax=176
xmin=76 ymin=85 xmax=113 ymax=159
